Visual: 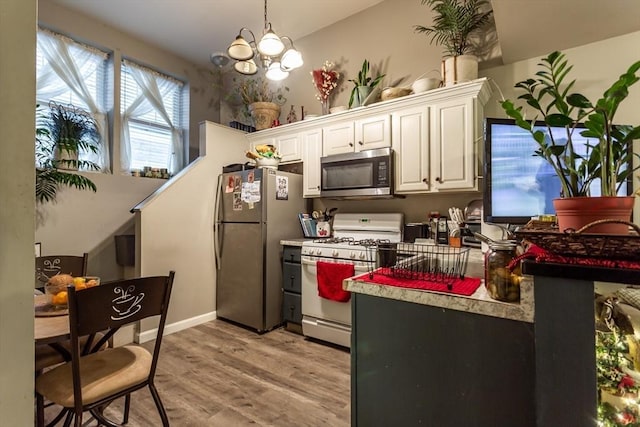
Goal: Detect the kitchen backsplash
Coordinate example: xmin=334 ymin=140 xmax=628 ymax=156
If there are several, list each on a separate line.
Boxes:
xmin=311 ymin=192 xmax=482 ymax=224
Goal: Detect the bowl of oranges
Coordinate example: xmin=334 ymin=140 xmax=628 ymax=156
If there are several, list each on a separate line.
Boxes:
xmin=45 ymin=274 xmax=100 ymax=309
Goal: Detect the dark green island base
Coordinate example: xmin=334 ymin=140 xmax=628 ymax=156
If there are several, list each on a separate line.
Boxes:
xmin=347 ymin=261 xmax=640 ymax=427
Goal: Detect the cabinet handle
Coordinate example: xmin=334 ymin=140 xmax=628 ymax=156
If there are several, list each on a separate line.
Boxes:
xmin=349 ymin=142 xmax=354 ymax=147
xmin=435 ymin=177 xmax=442 ymax=183
xmin=289 ymin=254 xmax=295 ymax=261
xmin=316 ymin=185 xmax=320 ymax=190
xmin=422 ymin=178 xmax=429 ymax=184
xmin=358 ymin=141 xmax=363 ymax=146
xmin=290 ymin=275 xmax=295 ymax=285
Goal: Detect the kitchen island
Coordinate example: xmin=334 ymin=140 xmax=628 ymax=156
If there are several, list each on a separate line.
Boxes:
xmin=346 ymin=259 xmax=640 ymax=426
xmin=345 ymin=269 xmax=536 ymax=427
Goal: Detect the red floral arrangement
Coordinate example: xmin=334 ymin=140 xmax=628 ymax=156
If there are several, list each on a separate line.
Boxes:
xmin=311 ymin=60 xmax=340 ymax=103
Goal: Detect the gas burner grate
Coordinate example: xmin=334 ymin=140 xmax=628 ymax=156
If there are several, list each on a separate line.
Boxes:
xmin=312 ymin=237 xmax=355 ymax=244
xmin=351 ymin=238 xmax=392 ymax=247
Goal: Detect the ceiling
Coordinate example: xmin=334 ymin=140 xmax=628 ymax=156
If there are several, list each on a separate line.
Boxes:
xmin=50 ymin=0 xmax=640 ymax=68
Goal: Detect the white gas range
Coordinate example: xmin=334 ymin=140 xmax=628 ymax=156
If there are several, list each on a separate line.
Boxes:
xmin=300 ymin=213 xmax=403 ymax=348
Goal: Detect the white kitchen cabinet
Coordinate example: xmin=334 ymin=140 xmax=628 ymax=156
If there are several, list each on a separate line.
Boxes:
xmin=430 ymin=97 xmax=476 ymax=191
xmin=244 ymin=78 xmax=492 ymax=197
xmin=322 ymin=121 xmax=355 ymax=156
xmin=302 ymin=128 xmax=322 ymax=197
xmin=247 ymin=133 xmax=301 ymax=164
xmin=248 ymin=136 xmax=275 ymax=156
xmin=322 ymin=114 xmax=391 ymax=156
xmin=276 ymin=133 xmax=302 ymax=163
xmin=392 ymin=106 xmax=431 ymax=193
xmin=393 ymin=83 xmax=487 ymax=194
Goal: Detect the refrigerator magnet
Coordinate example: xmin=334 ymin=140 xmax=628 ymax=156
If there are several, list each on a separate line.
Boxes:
xmin=276 ymin=175 xmax=288 ymax=200
xmin=233 ymin=192 xmax=242 ymax=210
xmin=247 ymin=170 xmax=254 ymax=183
xmin=226 ymin=176 xmax=234 ymax=193
xmin=233 ymin=176 xmax=241 ymax=191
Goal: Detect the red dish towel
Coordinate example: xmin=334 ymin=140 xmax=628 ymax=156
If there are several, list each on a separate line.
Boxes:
xmin=316 ymin=261 xmax=354 ymax=302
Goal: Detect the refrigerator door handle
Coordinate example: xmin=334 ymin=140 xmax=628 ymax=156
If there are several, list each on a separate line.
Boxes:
xmin=213 ymin=173 xmax=223 ymax=270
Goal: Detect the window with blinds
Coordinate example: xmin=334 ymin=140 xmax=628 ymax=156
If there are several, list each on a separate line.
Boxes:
xmin=120 ymin=61 xmax=186 ymax=172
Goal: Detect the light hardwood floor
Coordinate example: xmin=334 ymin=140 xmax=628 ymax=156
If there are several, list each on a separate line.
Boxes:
xmin=45 ymin=320 xmax=351 ymax=426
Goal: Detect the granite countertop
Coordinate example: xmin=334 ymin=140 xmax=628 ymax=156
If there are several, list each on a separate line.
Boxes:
xmin=344 ymin=244 xmax=534 ymax=323
xmin=280 ymin=238 xmax=309 ymax=247
xmin=345 ymin=275 xmax=533 ymax=323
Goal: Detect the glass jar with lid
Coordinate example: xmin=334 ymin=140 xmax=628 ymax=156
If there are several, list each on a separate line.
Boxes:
xmin=484 ymin=240 xmax=523 ymax=302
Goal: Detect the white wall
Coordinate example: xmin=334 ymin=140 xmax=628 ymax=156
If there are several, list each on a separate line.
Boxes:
xmin=0 ymin=0 xmax=36 ymax=423
xmin=480 ymin=31 xmax=640 ymax=239
xmin=38 ymin=0 xmax=221 ymax=158
xmin=36 ymin=1 xmax=222 ymax=280
xmin=35 ymin=174 xmax=165 ymax=281
xmin=135 ymin=123 xmax=246 ymax=338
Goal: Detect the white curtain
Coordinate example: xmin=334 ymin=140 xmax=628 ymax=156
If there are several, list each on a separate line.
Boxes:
xmin=121 ymin=61 xmax=184 ymax=175
xmin=36 ymin=30 xmax=110 ymax=172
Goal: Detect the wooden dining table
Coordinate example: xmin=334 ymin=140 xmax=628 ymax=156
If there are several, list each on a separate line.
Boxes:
xmin=34 ymin=294 xmax=70 ymax=345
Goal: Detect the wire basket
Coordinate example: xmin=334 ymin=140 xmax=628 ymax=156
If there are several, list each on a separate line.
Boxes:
xmin=368 ymin=244 xmax=471 ymax=287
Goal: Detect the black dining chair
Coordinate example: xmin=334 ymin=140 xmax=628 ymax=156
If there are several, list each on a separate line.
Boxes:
xmin=35 ymin=253 xmax=91 ymax=373
xmin=35 ymin=253 xmax=93 ymax=372
xmin=35 ymin=253 xmax=88 ymax=290
xmin=35 ymin=271 xmax=175 ymax=427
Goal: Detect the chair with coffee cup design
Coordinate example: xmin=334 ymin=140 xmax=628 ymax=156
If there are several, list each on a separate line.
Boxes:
xmin=35 ymin=271 xmax=175 ymax=426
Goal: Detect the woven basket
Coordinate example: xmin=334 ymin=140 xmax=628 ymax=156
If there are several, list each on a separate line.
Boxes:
xmin=515 ymin=219 xmax=640 ymax=261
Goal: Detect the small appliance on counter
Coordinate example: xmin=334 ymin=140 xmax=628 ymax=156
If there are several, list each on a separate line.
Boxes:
xmin=462 ymin=199 xmax=483 ymax=248
xmin=435 ymin=217 xmax=449 ymax=244
xmin=403 ymin=223 xmax=430 ymax=243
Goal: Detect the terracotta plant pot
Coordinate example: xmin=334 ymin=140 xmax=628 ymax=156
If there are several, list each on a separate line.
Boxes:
xmin=249 ymin=102 xmax=280 ymax=131
xmin=553 ymin=196 xmax=635 ymax=234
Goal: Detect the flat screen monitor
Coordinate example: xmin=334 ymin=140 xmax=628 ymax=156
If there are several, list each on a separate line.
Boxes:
xmin=483 ymin=117 xmax=630 ymax=225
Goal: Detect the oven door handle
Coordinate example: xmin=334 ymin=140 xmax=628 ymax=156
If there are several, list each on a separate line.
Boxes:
xmin=301 ymin=257 xmax=369 ymax=273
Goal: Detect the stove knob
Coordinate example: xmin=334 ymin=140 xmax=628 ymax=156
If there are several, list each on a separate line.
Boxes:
xmin=359 ymin=253 xmax=366 ymax=260
xmin=332 ymin=250 xmax=339 ymax=257
xmin=314 ymin=249 xmax=322 ymax=256
xmin=349 ymin=252 xmax=357 ymax=259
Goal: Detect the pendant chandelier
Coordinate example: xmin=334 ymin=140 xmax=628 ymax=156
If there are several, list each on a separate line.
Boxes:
xmin=226 ymin=0 xmax=303 ymax=81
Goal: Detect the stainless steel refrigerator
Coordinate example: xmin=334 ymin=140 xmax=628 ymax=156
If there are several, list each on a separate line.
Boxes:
xmin=214 ymin=169 xmax=304 ymax=332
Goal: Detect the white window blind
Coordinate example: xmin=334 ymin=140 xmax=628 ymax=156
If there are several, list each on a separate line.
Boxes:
xmin=120 ymin=60 xmax=186 ymax=174
xmin=36 ymin=29 xmax=110 ymax=171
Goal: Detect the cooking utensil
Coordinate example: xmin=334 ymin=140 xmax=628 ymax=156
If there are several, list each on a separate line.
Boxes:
xmin=448 ymin=207 xmax=465 ymax=225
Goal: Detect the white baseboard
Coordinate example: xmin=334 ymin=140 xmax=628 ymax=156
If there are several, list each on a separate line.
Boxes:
xmin=136 ymin=311 xmax=217 ymax=343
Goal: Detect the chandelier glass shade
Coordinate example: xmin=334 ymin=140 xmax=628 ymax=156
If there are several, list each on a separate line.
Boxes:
xmin=226 ymin=0 xmax=303 ymax=80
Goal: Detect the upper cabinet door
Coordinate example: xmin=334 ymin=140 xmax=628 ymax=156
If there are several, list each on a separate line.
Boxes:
xmin=430 ymin=97 xmax=476 ymax=191
xmin=392 ymin=106 xmax=430 ymax=193
xmin=302 ymin=128 xmax=322 ymax=198
xmin=248 ymin=137 xmax=276 ymax=157
xmin=354 ymin=114 xmax=391 ymax=152
xmin=322 ymin=121 xmax=355 ymax=156
xmin=276 ymin=133 xmax=302 ymax=163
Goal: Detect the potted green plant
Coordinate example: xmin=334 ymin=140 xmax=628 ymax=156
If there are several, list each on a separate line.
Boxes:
xmin=35 ymin=102 xmax=100 ymax=204
xmin=501 ymin=51 xmax=640 ymax=234
xmin=232 ymin=76 xmax=288 ymax=130
xmin=348 ymin=59 xmax=385 ymax=109
xmin=414 ymin=0 xmax=493 ymax=86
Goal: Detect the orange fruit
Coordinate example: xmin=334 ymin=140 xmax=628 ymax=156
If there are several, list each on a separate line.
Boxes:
xmin=73 ymin=277 xmax=86 ymax=287
xmin=86 ymin=279 xmax=98 ymax=288
xmin=75 ymin=283 xmax=87 ymax=290
xmin=53 ymin=291 xmax=68 ymax=305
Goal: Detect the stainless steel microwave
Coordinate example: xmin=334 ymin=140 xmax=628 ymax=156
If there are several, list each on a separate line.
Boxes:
xmin=320 ymin=147 xmax=394 ymax=198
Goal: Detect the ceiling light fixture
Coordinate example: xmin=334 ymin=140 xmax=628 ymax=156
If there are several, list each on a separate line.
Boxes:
xmin=226 ymin=0 xmax=303 ymax=81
